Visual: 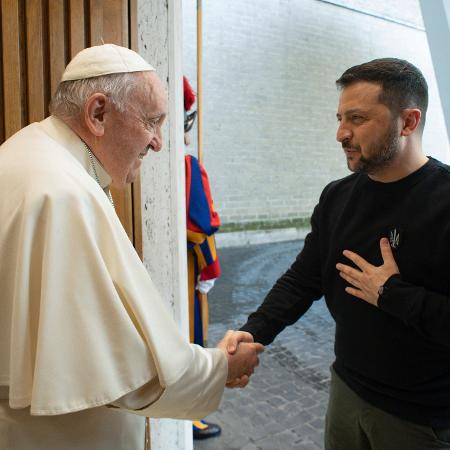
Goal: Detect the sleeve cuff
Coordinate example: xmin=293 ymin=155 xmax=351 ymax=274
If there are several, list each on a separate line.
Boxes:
xmin=378 ymin=274 xmax=425 ymax=324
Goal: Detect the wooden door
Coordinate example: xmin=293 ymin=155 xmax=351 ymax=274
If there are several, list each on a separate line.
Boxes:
xmin=0 ymin=0 xmax=142 ymax=256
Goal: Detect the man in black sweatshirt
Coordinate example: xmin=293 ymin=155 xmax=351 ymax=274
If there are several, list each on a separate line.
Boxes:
xmin=225 ymin=59 xmax=450 ymax=449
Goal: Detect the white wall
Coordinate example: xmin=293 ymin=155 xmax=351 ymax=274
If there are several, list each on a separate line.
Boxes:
xmin=420 ymin=0 xmax=450 ymax=141
xmin=183 ymin=0 xmax=450 ymax=229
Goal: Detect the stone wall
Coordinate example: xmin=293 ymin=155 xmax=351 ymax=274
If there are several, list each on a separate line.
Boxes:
xmin=138 ymin=0 xmax=192 ymax=448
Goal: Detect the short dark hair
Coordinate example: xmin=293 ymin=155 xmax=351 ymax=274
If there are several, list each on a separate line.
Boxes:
xmin=336 ymin=58 xmax=428 ymax=131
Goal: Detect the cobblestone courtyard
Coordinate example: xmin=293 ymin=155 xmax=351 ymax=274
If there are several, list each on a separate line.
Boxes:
xmin=195 ymin=240 xmax=335 ymax=450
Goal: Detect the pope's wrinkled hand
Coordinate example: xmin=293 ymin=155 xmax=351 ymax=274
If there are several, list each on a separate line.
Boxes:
xmin=217 ymin=330 xmax=264 ymax=388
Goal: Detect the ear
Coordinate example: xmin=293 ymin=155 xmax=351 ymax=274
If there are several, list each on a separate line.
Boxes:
xmin=400 ymin=108 xmax=421 ymax=136
xmin=84 ymin=93 xmax=108 ymax=137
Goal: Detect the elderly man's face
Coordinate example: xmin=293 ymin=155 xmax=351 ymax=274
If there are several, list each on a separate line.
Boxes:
xmin=105 ymin=71 xmax=167 ymax=187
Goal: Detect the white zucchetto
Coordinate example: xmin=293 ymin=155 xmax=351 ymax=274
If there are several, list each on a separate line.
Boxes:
xmin=61 ymin=44 xmax=155 ymax=81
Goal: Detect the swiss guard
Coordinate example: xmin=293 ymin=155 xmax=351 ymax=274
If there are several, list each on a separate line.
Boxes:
xmin=184 ymin=76 xmax=222 ymax=440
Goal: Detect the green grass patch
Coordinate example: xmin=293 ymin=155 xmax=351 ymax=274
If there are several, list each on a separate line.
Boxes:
xmin=220 ymin=217 xmax=311 ymax=233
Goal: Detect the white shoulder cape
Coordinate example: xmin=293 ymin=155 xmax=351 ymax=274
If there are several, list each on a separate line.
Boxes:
xmin=0 ymin=117 xmax=227 ymax=417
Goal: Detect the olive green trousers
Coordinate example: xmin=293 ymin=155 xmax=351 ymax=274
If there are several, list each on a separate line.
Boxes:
xmin=325 ymin=368 xmax=450 ymax=450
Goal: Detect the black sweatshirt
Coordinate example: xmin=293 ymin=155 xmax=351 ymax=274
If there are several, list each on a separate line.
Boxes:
xmin=241 ymin=158 xmax=450 ymax=428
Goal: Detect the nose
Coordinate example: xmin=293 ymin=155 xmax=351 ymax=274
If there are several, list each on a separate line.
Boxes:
xmin=149 ymin=129 xmax=162 ymax=152
xmin=336 ymin=122 xmax=352 ymax=143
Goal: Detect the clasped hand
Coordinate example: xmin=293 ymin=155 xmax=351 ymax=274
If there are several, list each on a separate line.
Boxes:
xmin=216 ymin=330 xmax=264 ymax=389
xmin=335 ymin=237 xmax=400 ymax=306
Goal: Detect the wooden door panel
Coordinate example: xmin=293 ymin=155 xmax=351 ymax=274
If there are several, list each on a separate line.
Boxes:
xmin=48 ymin=0 xmax=66 ymax=97
xmin=69 ymin=0 xmax=86 ymax=58
xmin=1 ymin=0 xmax=24 ymax=138
xmin=89 ymin=0 xmax=104 ymax=46
xmin=26 ymin=0 xmax=46 ymax=123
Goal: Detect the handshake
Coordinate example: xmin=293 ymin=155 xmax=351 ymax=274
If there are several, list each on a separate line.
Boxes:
xmin=216 ymin=331 xmax=265 ymax=389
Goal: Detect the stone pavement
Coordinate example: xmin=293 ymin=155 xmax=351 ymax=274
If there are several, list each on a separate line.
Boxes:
xmin=194 ymin=240 xmax=335 ymax=450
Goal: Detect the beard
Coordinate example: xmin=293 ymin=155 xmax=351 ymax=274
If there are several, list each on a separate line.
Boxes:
xmin=343 ymin=121 xmax=400 ymax=175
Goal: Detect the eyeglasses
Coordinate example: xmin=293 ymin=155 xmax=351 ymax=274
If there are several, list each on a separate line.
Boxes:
xmin=184 ymin=110 xmax=197 ymax=133
xmin=129 ymin=107 xmax=164 ymax=134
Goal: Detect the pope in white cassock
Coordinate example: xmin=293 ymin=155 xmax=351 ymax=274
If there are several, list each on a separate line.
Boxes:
xmin=0 ymin=44 xmax=263 ymax=449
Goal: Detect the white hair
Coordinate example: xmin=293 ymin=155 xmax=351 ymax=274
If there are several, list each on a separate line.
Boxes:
xmin=49 ymin=72 xmax=141 ymax=119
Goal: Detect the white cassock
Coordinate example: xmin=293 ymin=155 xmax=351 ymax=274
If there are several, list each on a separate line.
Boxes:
xmin=0 ymin=116 xmax=228 ymax=449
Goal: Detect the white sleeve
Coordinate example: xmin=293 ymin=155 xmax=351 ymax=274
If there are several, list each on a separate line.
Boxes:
xmin=112 ymin=347 xmax=227 ymax=419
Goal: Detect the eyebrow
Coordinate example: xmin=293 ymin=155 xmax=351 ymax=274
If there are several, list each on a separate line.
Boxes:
xmin=154 ymin=112 xmax=166 ymax=119
xmin=336 ymin=108 xmax=368 ymax=118
xmin=145 ymin=113 xmax=166 ymax=122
